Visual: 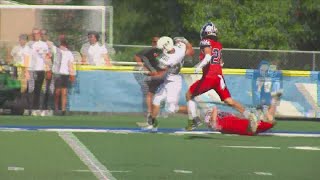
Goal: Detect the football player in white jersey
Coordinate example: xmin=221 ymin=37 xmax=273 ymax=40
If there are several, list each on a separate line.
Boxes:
xmin=143 ymin=36 xmax=194 ymax=131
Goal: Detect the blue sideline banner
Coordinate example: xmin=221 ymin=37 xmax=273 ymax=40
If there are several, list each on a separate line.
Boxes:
xmin=67 ymin=70 xmax=319 ymax=118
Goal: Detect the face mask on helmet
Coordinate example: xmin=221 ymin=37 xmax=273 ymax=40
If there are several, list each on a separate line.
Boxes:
xmin=200 ymin=22 xmax=218 ymax=39
xmin=157 ymin=36 xmax=174 ymax=53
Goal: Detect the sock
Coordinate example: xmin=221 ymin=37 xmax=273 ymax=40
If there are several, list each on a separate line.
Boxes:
xmin=188 ymin=99 xmax=197 ymax=119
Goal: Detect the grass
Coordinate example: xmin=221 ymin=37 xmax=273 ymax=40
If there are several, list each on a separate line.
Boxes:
xmin=0 ymin=115 xmax=319 ymax=180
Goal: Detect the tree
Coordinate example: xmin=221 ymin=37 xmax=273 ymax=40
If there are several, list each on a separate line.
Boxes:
xmin=177 ymin=0 xmax=306 ymax=50
xmin=112 ymin=0 xmax=183 ymax=45
xmin=292 ymin=0 xmax=320 ymax=50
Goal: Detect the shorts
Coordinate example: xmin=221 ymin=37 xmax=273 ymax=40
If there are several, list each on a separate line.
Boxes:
xmin=54 ymin=74 xmax=69 ymax=88
xmin=153 ymin=77 xmax=182 ymax=107
xmin=189 ymin=75 xmax=231 ymax=101
xmin=146 ymin=79 xmax=164 ymax=94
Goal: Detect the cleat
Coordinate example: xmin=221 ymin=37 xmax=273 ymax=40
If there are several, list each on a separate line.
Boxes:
xmin=136 ymin=113 xmax=154 ymax=128
xmin=184 ymin=120 xmax=193 ymax=131
xmin=271 ymin=90 xmax=283 ymax=99
xmin=141 ymin=118 xmax=159 ymax=132
xmin=147 ymin=113 xmax=153 ymax=126
xmin=271 ymin=90 xmax=283 ymax=105
xmin=185 ymin=120 xmax=194 ymax=131
xmin=193 ymin=116 xmax=202 ymax=127
xmin=185 ymin=117 xmax=202 ymax=131
xmin=151 ymin=119 xmax=159 ymax=132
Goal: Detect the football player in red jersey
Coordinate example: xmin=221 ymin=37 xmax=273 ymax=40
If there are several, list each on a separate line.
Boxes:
xmin=204 ymin=91 xmax=282 ymax=136
xmin=185 ymin=22 xmax=255 ymax=130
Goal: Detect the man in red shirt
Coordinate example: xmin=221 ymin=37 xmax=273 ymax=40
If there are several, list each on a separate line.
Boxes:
xmin=185 ymin=22 xmax=255 ymax=130
xmin=204 ymin=91 xmax=282 ymax=136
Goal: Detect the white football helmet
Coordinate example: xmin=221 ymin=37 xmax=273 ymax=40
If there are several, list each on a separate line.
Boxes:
xmin=157 ymin=36 xmax=174 ymax=53
xmin=200 ymin=22 xmax=218 ymax=39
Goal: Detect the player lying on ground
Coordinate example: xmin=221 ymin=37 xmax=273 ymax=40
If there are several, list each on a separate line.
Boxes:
xmin=204 ymin=91 xmax=282 ymax=136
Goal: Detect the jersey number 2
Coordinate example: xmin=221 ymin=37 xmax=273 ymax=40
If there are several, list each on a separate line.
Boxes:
xmin=210 ymin=48 xmax=221 ymax=64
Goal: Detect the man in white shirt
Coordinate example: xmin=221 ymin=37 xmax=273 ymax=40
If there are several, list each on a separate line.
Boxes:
xmin=144 ymin=36 xmax=194 ymax=131
xmin=29 ymin=28 xmax=50 ymax=112
xmin=40 ymin=29 xmax=55 ymax=114
xmin=80 ymin=31 xmax=111 ymax=66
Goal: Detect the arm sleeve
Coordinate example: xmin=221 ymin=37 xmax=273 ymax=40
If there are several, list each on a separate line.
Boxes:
xmin=196 ymin=54 xmax=211 ymax=69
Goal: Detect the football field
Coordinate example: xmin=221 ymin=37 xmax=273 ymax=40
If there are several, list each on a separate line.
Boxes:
xmin=1 ymin=115 xmax=320 ymax=180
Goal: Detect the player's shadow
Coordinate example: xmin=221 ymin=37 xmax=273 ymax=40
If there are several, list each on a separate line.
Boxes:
xmin=185 ymin=135 xmax=216 ymax=140
xmin=185 ymin=135 xmax=252 ymax=141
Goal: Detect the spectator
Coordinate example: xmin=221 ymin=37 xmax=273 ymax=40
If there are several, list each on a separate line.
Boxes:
xmin=10 ymin=34 xmax=32 ymax=93
xmin=40 ymin=29 xmax=55 ymax=115
xmin=80 ymin=31 xmax=111 ymax=66
xmin=52 ymin=40 xmax=76 ymax=115
xmin=134 ymin=36 xmax=162 ymax=126
xmin=28 ymin=28 xmax=50 ymax=115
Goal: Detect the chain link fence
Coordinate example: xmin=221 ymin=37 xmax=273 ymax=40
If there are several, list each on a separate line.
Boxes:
xmin=112 ymin=44 xmax=320 ymax=71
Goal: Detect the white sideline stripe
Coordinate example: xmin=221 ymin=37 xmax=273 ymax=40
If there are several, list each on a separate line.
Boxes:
xmin=59 ymin=132 xmax=116 ymax=180
xmin=1 ymin=127 xmax=320 ymax=138
xmin=47 ymin=129 xmax=132 ymax=134
xmin=254 ymin=172 xmax=273 ymax=176
xmin=259 ymin=132 xmax=320 ymax=138
xmin=222 ymin=145 xmax=281 ymax=149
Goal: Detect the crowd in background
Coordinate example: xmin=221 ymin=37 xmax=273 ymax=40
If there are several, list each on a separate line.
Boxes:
xmin=8 ymin=28 xmax=112 ymax=116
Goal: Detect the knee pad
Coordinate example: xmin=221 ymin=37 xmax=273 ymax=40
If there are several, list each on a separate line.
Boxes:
xmin=166 ymin=103 xmax=179 ymax=114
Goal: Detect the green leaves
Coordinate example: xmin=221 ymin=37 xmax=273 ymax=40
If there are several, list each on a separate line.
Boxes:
xmin=177 ymin=0 xmax=318 ymax=50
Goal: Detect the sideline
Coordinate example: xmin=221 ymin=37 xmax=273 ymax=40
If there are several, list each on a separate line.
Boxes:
xmin=1 ymin=126 xmax=320 ymax=137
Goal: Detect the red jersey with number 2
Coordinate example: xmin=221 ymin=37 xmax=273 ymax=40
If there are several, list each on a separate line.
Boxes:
xmin=188 ymin=38 xmax=229 ymax=100
xmin=199 ymin=38 xmax=223 ymax=76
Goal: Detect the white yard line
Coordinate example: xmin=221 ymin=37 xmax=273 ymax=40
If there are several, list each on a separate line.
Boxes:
xmin=59 ymin=132 xmax=116 ymax=180
xmin=222 ymin=145 xmax=281 ymax=149
xmin=173 ymin=169 xmax=193 ymax=174
xmin=254 ymin=172 xmax=273 ymax=176
xmin=8 ymin=166 xmax=24 ymax=171
xmin=288 ymin=146 xmax=320 ymax=151
xmin=73 ymin=169 xmax=131 ymax=173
